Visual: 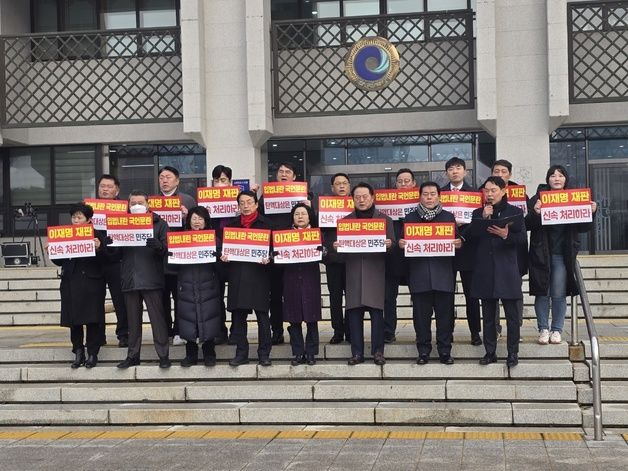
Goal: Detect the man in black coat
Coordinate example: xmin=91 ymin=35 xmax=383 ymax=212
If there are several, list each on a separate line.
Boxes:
xmin=322 ymin=172 xmax=351 ymax=344
xmin=463 ymin=176 xmax=526 ymax=367
xmin=158 ymin=166 xmax=197 ymax=345
xmin=441 ymin=157 xmax=482 ymax=345
xmin=96 ymin=174 xmax=128 ymax=347
xmin=399 ymin=181 xmax=462 ymax=365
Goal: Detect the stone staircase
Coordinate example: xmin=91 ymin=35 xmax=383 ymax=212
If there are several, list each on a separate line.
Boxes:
xmin=0 ymin=255 xmax=625 ymax=428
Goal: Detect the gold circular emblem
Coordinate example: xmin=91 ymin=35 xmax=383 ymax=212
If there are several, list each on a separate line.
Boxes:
xmin=344 ymin=36 xmax=400 ymax=92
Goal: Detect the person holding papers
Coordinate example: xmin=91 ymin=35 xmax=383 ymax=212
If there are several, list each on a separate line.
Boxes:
xmin=282 ymin=203 xmax=323 ymax=366
xmin=463 ymin=176 xmax=526 ymax=367
xmin=177 ymin=206 xmax=221 ymax=367
xmin=221 ymin=190 xmax=274 ymax=367
xmin=52 ymin=203 xmax=106 ymax=369
xmin=526 ymin=165 xmax=597 ymax=345
xmin=117 ymin=190 xmax=171 ymax=369
xmin=398 ymin=182 xmax=462 ymax=365
xmin=333 ymin=183 xmax=395 ymax=366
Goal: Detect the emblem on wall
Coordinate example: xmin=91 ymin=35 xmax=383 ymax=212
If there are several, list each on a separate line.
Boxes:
xmin=344 ymin=36 xmax=400 ymax=92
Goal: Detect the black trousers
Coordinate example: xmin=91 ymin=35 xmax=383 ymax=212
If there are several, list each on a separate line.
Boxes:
xmin=163 ymin=273 xmax=179 ymax=336
xmin=482 ymin=298 xmax=520 ymax=356
xmin=288 ymin=322 xmax=319 ymax=356
xmin=125 ymin=289 xmax=169 ymax=359
xmin=325 ymin=263 xmax=347 ymax=337
xmin=70 ymin=323 xmax=104 ymax=355
xmin=269 ymin=265 xmax=284 ymax=335
xmin=217 ymin=267 xmax=229 ymax=339
xmin=384 ymin=275 xmax=400 ymax=337
xmin=346 ymin=307 xmax=384 ymax=358
xmin=458 ymin=270 xmax=481 ymax=335
xmin=103 ymin=262 xmax=128 ymax=340
xmin=230 ymin=309 xmax=272 ymax=361
xmin=411 ymin=291 xmax=454 ymax=358
xmin=495 ymin=298 xmax=524 ymax=328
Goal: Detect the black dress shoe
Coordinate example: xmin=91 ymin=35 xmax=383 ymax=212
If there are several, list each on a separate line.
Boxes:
xmin=117 ymin=357 xmax=140 ymax=369
xmin=117 ymin=337 xmax=129 ymax=348
xmin=479 ymin=353 xmax=498 ymax=365
xmin=258 ymin=358 xmax=272 ymax=367
xmin=506 ymin=353 xmax=519 ymax=367
xmin=439 ymin=355 xmax=454 ymax=365
xmin=470 ymin=334 xmax=482 ymax=346
xmin=85 ymin=354 xmax=98 ymax=368
xmin=306 ymin=355 xmax=316 ymax=366
xmin=416 ymin=355 xmax=429 ymax=365
xmin=180 ymin=356 xmax=198 ymax=368
xmin=329 ymin=333 xmax=344 ymax=344
xmin=373 ymin=352 xmax=386 ymax=365
xmin=291 ymin=355 xmax=306 ymax=366
xmin=271 ymin=332 xmax=284 ymax=345
xmin=229 ymin=357 xmax=249 ymax=367
xmin=383 ymin=334 xmax=396 ymax=344
xmin=214 ymin=335 xmax=228 ymax=346
xmin=159 ymin=356 xmax=171 ymax=369
xmin=347 ymin=356 xmax=364 ymax=366
xmin=71 ymin=349 xmax=85 ymax=369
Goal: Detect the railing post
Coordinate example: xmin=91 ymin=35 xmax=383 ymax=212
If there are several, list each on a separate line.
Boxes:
xmin=591 ymin=337 xmax=603 ymax=441
xmin=570 ymin=295 xmax=578 ymax=346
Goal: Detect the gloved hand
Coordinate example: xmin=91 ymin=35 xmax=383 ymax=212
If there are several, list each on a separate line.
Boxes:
xmin=105 ymin=236 xmax=114 ymax=245
xmin=146 ymin=238 xmax=162 ymax=251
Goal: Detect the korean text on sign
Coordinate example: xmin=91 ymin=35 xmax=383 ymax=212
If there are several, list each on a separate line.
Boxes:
xmin=440 ymin=191 xmax=483 ymax=224
xmin=318 ymin=196 xmax=354 ymax=227
xmin=167 ymin=230 xmax=217 ymax=264
xmin=539 ymin=188 xmax=593 ymax=225
xmin=273 ymin=228 xmax=322 ymax=264
xmin=197 ymin=186 xmax=240 ymax=219
xmin=262 ymin=182 xmax=308 ymax=214
xmin=222 ymin=227 xmax=271 ymax=263
xmin=47 ymin=224 xmax=96 ymax=260
xmin=84 ymin=198 xmax=128 ymax=231
xmin=403 ymin=222 xmax=456 ymax=257
xmin=375 ymin=189 xmax=420 ymax=221
xmin=506 ymin=185 xmax=528 ymax=216
xmin=148 ymin=196 xmax=182 ymax=228
xmin=336 ymin=218 xmax=387 ymax=253
xmin=106 ymin=215 xmax=154 ymax=247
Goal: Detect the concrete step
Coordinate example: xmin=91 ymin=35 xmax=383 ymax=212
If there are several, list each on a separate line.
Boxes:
xmin=0 ymin=268 xmax=59 ymax=280
xmin=576 ymin=360 xmax=628 ymax=380
xmin=582 ymin=403 xmax=628 ymax=427
xmin=577 ymin=381 xmax=628 ymax=404
xmin=583 ymin=341 xmax=628 ymax=359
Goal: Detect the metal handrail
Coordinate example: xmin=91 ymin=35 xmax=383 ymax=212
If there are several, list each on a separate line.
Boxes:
xmin=571 ymin=259 xmax=603 ymax=440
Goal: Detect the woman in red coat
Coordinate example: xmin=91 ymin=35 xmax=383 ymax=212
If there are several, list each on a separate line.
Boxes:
xmin=282 ymin=203 xmax=323 ymax=365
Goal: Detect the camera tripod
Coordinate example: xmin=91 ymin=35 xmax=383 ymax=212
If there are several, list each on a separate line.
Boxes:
xmin=15 ymin=205 xmax=47 ymax=267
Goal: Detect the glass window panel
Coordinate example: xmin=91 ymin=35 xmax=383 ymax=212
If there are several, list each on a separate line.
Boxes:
xmin=427 ymin=0 xmax=467 ymax=11
xmin=344 ymin=0 xmax=379 ymax=16
xmin=54 ymin=146 xmax=97 ymax=204
xmin=103 ymin=0 xmax=137 ymax=29
xmin=314 ymin=1 xmax=340 ymax=18
xmin=10 ymin=148 xmax=52 ymax=206
xmin=431 ymin=142 xmax=472 ymax=161
xmin=32 ymin=0 xmax=59 ymax=32
xmin=549 ymin=141 xmax=587 ymax=188
xmin=588 ymin=139 xmax=628 ymax=160
xmin=272 ymin=0 xmax=301 ymax=20
xmin=387 ymin=0 xmax=423 ymax=14
xmin=64 ymin=0 xmax=98 ymax=30
xmin=139 ymin=0 xmax=177 ymax=27
xmin=117 ymin=155 xmax=156 ymax=196
xmin=591 ymin=164 xmax=628 ymax=251
xmin=394 ymin=144 xmax=428 ymax=162
xmin=158 ymin=154 xmax=207 ymax=176
xmin=315 ymin=2 xmax=341 ymax=44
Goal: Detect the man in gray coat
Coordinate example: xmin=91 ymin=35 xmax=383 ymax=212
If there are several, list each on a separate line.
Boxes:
xmin=334 ymin=183 xmax=395 ymax=365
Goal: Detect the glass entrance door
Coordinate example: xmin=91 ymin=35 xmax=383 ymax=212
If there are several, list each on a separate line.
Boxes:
xmin=590 ymin=162 xmax=628 ymax=252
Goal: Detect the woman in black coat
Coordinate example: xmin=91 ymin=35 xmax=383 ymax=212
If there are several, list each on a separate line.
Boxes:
xmin=177 ymin=206 xmax=222 ymax=367
xmin=282 ymin=203 xmax=323 ymax=366
xmin=221 ymin=190 xmax=274 ymax=367
xmin=52 ymin=203 xmax=106 ymax=369
xmin=526 ymin=165 xmax=597 ymax=345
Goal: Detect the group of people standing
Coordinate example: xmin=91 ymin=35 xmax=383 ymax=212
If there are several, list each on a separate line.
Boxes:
xmin=54 ymin=157 xmax=596 ymax=369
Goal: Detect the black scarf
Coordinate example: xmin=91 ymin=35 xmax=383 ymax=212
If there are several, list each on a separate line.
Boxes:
xmin=355 ymin=205 xmax=376 ymax=219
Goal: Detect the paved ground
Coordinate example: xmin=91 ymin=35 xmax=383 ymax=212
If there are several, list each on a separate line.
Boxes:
xmin=0 ymin=428 xmax=626 ymax=470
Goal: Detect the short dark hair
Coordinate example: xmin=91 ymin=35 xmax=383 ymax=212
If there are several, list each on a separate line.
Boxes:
xmin=129 ymin=189 xmax=148 ymax=200
xmin=492 ymin=159 xmax=513 ymax=173
xmin=158 ymin=166 xmax=179 ymax=178
xmin=545 ymin=165 xmax=569 ymax=188
xmin=212 ymin=165 xmax=232 ymax=181
xmin=351 ymin=182 xmax=375 ymax=197
xmin=419 ymin=181 xmax=441 ymax=194
xmin=290 ymin=202 xmax=318 ymax=228
xmin=69 ymin=202 xmax=94 ymax=220
xmin=445 ymin=157 xmax=466 ymax=170
xmin=483 ymin=176 xmax=506 ymax=189
xmin=237 ymin=190 xmax=258 ymax=204
xmin=331 ymin=173 xmax=350 ymax=185
xmin=396 ymin=168 xmax=415 ymax=180
xmin=185 ymin=206 xmax=211 ymax=230
xmin=97 ymin=174 xmax=120 ymax=187
xmin=278 ymin=162 xmax=296 ymax=173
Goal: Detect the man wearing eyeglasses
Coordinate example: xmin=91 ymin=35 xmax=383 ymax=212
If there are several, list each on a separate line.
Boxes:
xmin=383 ymin=168 xmax=416 ymax=344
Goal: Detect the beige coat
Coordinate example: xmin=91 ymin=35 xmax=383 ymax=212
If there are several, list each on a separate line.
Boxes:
xmin=341 ymin=210 xmax=395 ymax=311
